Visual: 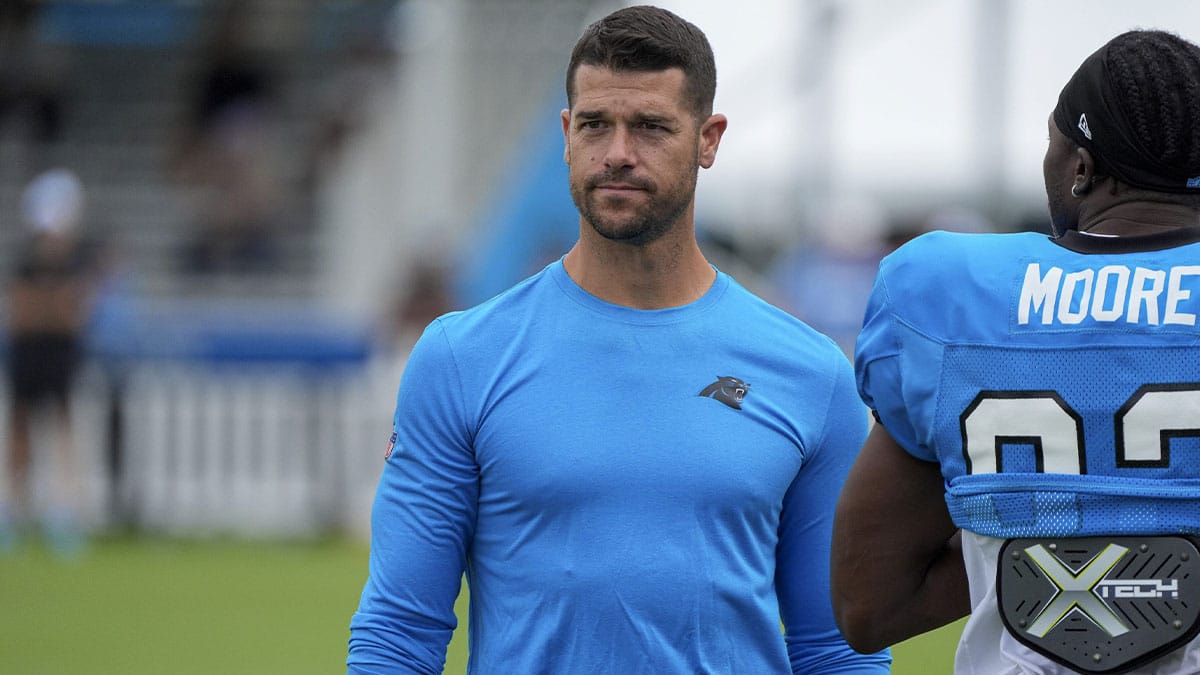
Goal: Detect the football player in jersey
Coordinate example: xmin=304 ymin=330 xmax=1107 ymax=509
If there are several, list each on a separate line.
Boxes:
xmin=831 ymin=29 xmax=1200 ymax=675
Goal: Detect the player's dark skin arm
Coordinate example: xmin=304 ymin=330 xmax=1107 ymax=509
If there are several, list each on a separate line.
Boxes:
xmin=830 ymin=423 xmax=971 ymax=653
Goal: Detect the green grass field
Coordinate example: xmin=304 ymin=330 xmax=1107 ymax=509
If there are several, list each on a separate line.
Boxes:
xmin=0 ymin=536 xmax=964 ymax=674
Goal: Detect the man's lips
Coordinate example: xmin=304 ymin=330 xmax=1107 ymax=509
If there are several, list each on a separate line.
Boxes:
xmin=596 ymin=184 xmax=642 ymax=191
xmin=586 ymin=171 xmax=651 ymax=192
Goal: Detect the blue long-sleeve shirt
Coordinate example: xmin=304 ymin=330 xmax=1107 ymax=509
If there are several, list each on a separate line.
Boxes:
xmin=349 ymin=259 xmax=890 ymax=674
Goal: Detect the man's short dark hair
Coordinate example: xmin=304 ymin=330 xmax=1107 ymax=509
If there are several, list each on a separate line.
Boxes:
xmin=565 ymin=5 xmax=717 ymax=121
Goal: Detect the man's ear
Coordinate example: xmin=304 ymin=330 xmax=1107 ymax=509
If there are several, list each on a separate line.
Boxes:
xmin=698 ymin=113 xmax=727 ymax=169
xmin=561 ymin=109 xmax=571 ymax=164
xmin=1072 ymin=145 xmax=1098 ymax=196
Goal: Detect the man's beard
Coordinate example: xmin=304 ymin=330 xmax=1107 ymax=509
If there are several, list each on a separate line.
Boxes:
xmin=571 ymin=165 xmax=697 ymax=247
xmin=1045 ymin=183 xmax=1076 ymax=238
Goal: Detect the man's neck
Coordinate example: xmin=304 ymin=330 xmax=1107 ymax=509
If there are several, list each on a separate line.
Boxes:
xmin=1079 ymin=197 xmax=1200 ymax=236
xmin=562 ymin=234 xmax=716 ymax=310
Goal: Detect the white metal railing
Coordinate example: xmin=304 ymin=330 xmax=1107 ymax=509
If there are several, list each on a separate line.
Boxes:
xmin=126 ymin=358 xmax=401 ymax=537
xmin=7 ymin=356 xmax=405 ymax=539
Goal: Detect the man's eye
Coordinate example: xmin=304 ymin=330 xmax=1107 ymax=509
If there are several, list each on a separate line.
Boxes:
xmin=581 ymin=120 xmax=604 ymax=129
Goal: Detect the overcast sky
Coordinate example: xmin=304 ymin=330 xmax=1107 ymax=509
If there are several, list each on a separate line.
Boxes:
xmin=652 ymin=0 xmax=1200 ymax=238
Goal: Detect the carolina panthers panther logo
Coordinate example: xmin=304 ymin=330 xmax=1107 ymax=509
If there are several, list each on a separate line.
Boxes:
xmin=698 ymin=376 xmax=750 ymax=410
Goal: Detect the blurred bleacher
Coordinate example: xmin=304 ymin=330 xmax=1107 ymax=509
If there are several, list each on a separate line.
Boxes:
xmin=0 ymin=0 xmax=369 ymax=300
xmin=0 ymin=0 xmax=405 ymax=540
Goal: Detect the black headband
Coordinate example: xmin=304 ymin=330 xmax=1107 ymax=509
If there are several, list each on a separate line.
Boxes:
xmin=1053 ymin=39 xmax=1200 ymax=193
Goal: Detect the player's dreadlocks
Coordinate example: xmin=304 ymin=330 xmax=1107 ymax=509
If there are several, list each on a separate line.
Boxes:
xmin=1105 ymin=30 xmax=1200 ymax=181
xmin=1054 ymin=29 xmax=1200 ymax=201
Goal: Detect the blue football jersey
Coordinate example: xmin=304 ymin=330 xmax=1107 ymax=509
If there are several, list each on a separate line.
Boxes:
xmin=856 ymin=229 xmax=1200 ymax=538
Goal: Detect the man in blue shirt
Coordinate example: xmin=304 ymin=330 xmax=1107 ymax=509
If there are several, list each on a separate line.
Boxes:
xmin=832 ymin=29 xmax=1200 ymax=675
xmin=348 ymin=5 xmax=887 ymax=673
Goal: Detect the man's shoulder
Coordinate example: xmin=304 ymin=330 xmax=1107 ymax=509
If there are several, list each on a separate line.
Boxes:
xmin=430 ymin=263 xmax=559 ymax=340
xmin=877 ymin=230 xmax=1047 ymax=300
xmin=720 ymin=274 xmax=850 ymax=365
xmin=886 ymin=229 xmax=1045 ymax=270
xmin=723 ymin=274 xmax=824 ymax=330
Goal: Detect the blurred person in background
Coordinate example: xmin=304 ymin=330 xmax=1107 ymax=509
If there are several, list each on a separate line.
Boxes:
xmin=303 ymin=12 xmax=401 ymax=204
xmin=767 ymin=198 xmax=895 ymax=357
xmin=172 ymin=0 xmax=283 ymax=275
xmin=348 ymin=5 xmax=888 ymax=673
xmin=768 ymin=202 xmax=991 ymax=357
xmin=378 ymin=259 xmax=455 ymax=356
xmin=2 ymin=168 xmax=97 ymax=556
xmin=84 ymin=231 xmax=142 ymax=532
xmin=832 ymin=29 xmax=1200 ymax=674
xmin=0 ymin=0 xmax=70 ymax=170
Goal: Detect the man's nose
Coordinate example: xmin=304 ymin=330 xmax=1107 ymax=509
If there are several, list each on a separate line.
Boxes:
xmin=603 ymin=126 xmax=636 ymax=169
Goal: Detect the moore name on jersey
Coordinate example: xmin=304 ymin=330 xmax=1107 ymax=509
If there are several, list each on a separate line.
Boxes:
xmin=1018 ymin=262 xmax=1200 ymax=327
